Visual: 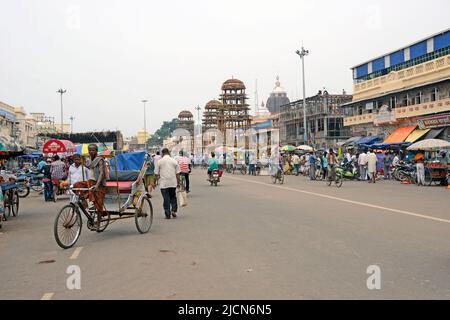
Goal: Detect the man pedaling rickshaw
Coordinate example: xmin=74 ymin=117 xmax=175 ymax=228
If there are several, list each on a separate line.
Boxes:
xmin=73 ymin=144 xmax=107 ymax=228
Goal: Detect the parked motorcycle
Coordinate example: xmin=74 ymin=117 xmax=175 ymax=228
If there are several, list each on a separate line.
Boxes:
xmin=336 ymin=161 xmax=359 ymax=180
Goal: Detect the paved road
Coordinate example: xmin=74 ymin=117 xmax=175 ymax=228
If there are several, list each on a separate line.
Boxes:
xmin=1 ymin=169 xmax=450 ymax=300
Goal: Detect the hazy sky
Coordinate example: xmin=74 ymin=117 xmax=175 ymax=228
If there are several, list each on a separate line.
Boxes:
xmin=1 ymin=0 xmax=449 ymax=137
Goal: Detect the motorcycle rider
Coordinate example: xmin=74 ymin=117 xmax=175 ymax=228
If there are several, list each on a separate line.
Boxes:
xmin=207 ymin=152 xmax=219 ymax=179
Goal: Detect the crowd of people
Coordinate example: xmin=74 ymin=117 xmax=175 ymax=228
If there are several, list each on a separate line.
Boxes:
xmin=278 ymin=147 xmax=449 ymax=185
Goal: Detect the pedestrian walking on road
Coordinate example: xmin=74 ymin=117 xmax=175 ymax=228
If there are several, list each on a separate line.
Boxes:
xmin=292 ymin=154 xmax=300 ymax=175
xmin=309 ymin=152 xmax=317 ymax=180
xmin=415 ymin=151 xmax=425 ymax=186
xmin=42 ymin=158 xmax=53 ymax=202
xmin=358 ymin=151 xmax=367 ymax=181
xmin=383 ymin=151 xmax=392 ymax=180
xmin=367 ymin=150 xmax=377 ymax=183
xmin=155 ymin=148 xmax=181 ymax=219
xmin=321 ymin=152 xmax=328 ymax=180
xmin=144 ymin=155 xmax=156 ymax=195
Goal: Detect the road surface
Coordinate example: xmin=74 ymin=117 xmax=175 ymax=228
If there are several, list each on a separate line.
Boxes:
xmin=1 ymin=169 xmax=450 ymax=299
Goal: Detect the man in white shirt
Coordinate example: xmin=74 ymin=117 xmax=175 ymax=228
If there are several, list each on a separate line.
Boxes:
xmin=392 ymin=153 xmax=400 ymax=167
xmin=345 ymin=151 xmax=352 ymax=163
xmin=291 ymin=154 xmax=300 ymax=175
xmin=67 ymin=154 xmax=88 ymax=186
xmin=155 ymin=148 xmax=181 ymax=219
xmin=64 ymin=154 xmax=88 ymax=203
xmin=358 ymin=151 xmax=368 ymax=181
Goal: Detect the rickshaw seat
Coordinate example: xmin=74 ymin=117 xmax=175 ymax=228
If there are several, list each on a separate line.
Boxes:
xmin=105 ymin=181 xmax=133 ymax=193
xmin=108 ymin=170 xmax=140 ymax=182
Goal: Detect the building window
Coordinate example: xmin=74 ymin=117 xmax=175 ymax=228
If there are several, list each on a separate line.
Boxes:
xmin=389 ymin=97 xmax=397 ymax=109
xmin=309 ymin=120 xmax=316 ymax=133
xmin=415 ymin=92 xmax=422 ymax=105
xmin=358 ymin=106 xmax=363 ymax=115
xmin=431 ymin=88 xmax=438 ymax=102
xmin=402 ymin=95 xmax=408 ymax=107
xmin=318 ymin=118 xmax=324 ymax=132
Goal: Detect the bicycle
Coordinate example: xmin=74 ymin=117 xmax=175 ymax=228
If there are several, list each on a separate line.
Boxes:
xmin=270 ymin=165 xmax=284 ymax=185
xmin=326 ymin=165 xmax=343 ymax=188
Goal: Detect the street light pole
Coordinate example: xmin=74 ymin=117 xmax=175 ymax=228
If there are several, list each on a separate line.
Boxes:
xmin=296 ymin=47 xmax=309 ymax=145
xmin=142 ymin=100 xmax=148 ymax=151
xmin=69 ymin=116 xmax=75 ymax=134
xmin=57 ymin=88 xmax=67 ymax=133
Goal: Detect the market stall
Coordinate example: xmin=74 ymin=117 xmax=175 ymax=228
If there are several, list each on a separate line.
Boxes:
xmin=407 ymin=139 xmax=450 ymax=186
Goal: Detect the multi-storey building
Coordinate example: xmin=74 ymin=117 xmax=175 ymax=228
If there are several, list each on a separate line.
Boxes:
xmin=279 ymin=90 xmax=353 ymax=149
xmin=0 ymin=101 xmax=16 ymax=149
xmin=15 ymin=107 xmax=37 ymax=147
xmin=342 ymin=29 xmax=450 ymax=142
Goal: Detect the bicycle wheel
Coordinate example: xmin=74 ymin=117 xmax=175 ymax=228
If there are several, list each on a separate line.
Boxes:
xmin=135 ymin=196 xmax=153 ymax=234
xmin=271 ymin=175 xmax=277 ymax=184
xmin=423 ymin=168 xmax=432 ymax=186
xmin=17 ymin=185 xmax=30 ymax=198
xmin=12 ymin=191 xmax=19 ymax=217
xmin=54 ymin=204 xmax=82 ymax=249
xmin=326 ymin=173 xmax=332 ymax=187
xmin=31 ymin=182 xmax=44 ymax=193
xmin=335 ymin=174 xmax=343 ymax=188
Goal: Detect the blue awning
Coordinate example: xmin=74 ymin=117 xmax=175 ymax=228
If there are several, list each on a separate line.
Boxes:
xmin=370 ymin=142 xmax=412 ymax=150
xmin=354 ymin=136 xmax=383 ymax=146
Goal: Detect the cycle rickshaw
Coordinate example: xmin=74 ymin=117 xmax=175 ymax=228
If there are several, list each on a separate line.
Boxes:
xmin=54 ymin=151 xmax=154 ymax=249
xmin=0 ymin=175 xmax=20 ymax=221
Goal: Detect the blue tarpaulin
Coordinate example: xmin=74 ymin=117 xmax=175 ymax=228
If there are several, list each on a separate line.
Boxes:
xmin=354 ymin=136 xmax=383 ymax=146
xmin=110 ymin=152 xmax=146 ymax=171
xmin=370 ymin=142 xmax=411 ymax=150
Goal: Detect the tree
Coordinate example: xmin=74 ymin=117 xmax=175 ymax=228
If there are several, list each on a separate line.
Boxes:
xmin=148 ymin=118 xmax=178 ymax=147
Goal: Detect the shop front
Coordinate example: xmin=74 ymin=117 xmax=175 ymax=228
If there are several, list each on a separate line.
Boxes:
xmin=417 ymin=113 xmax=450 ymax=141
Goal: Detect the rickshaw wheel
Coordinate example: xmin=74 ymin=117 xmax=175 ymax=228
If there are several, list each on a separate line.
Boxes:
xmin=135 ymin=196 xmax=153 ymax=234
xmin=54 ymin=204 xmax=82 ymax=249
xmin=12 ymin=191 xmax=19 ymax=217
xmin=4 ymin=192 xmax=11 ymax=219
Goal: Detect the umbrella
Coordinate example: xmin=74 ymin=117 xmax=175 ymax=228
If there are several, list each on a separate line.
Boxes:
xmin=406 ymin=139 xmax=450 ymax=151
xmin=296 ymin=145 xmax=314 ymax=152
xmin=215 ymin=146 xmax=235 ymax=154
xmin=281 ymin=145 xmax=295 ymax=152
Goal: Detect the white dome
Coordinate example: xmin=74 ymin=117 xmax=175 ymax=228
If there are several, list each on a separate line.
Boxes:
xmin=271 ymin=76 xmax=287 ymax=94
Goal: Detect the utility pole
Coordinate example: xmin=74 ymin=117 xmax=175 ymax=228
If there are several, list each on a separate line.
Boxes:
xmin=69 ymin=116 xmax=75 ymax=134
xmin=142 ymin=100 xmax=148 ymax=151
xmin=57 ymin=88 xmax=67 ymax=133
xmin=296 ymin=46 xmax=309 ymax=145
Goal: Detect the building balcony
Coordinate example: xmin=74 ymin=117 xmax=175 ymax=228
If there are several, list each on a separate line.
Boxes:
xmin=353 ymin=54 xmax=450 ymax=101
xmin=344 ymin=97 xmax=450 ymax=126
xmin=344 ymin=113 xmax=375 ymax=126
xmin=395 ymin=97 xmax=450 ymax=119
